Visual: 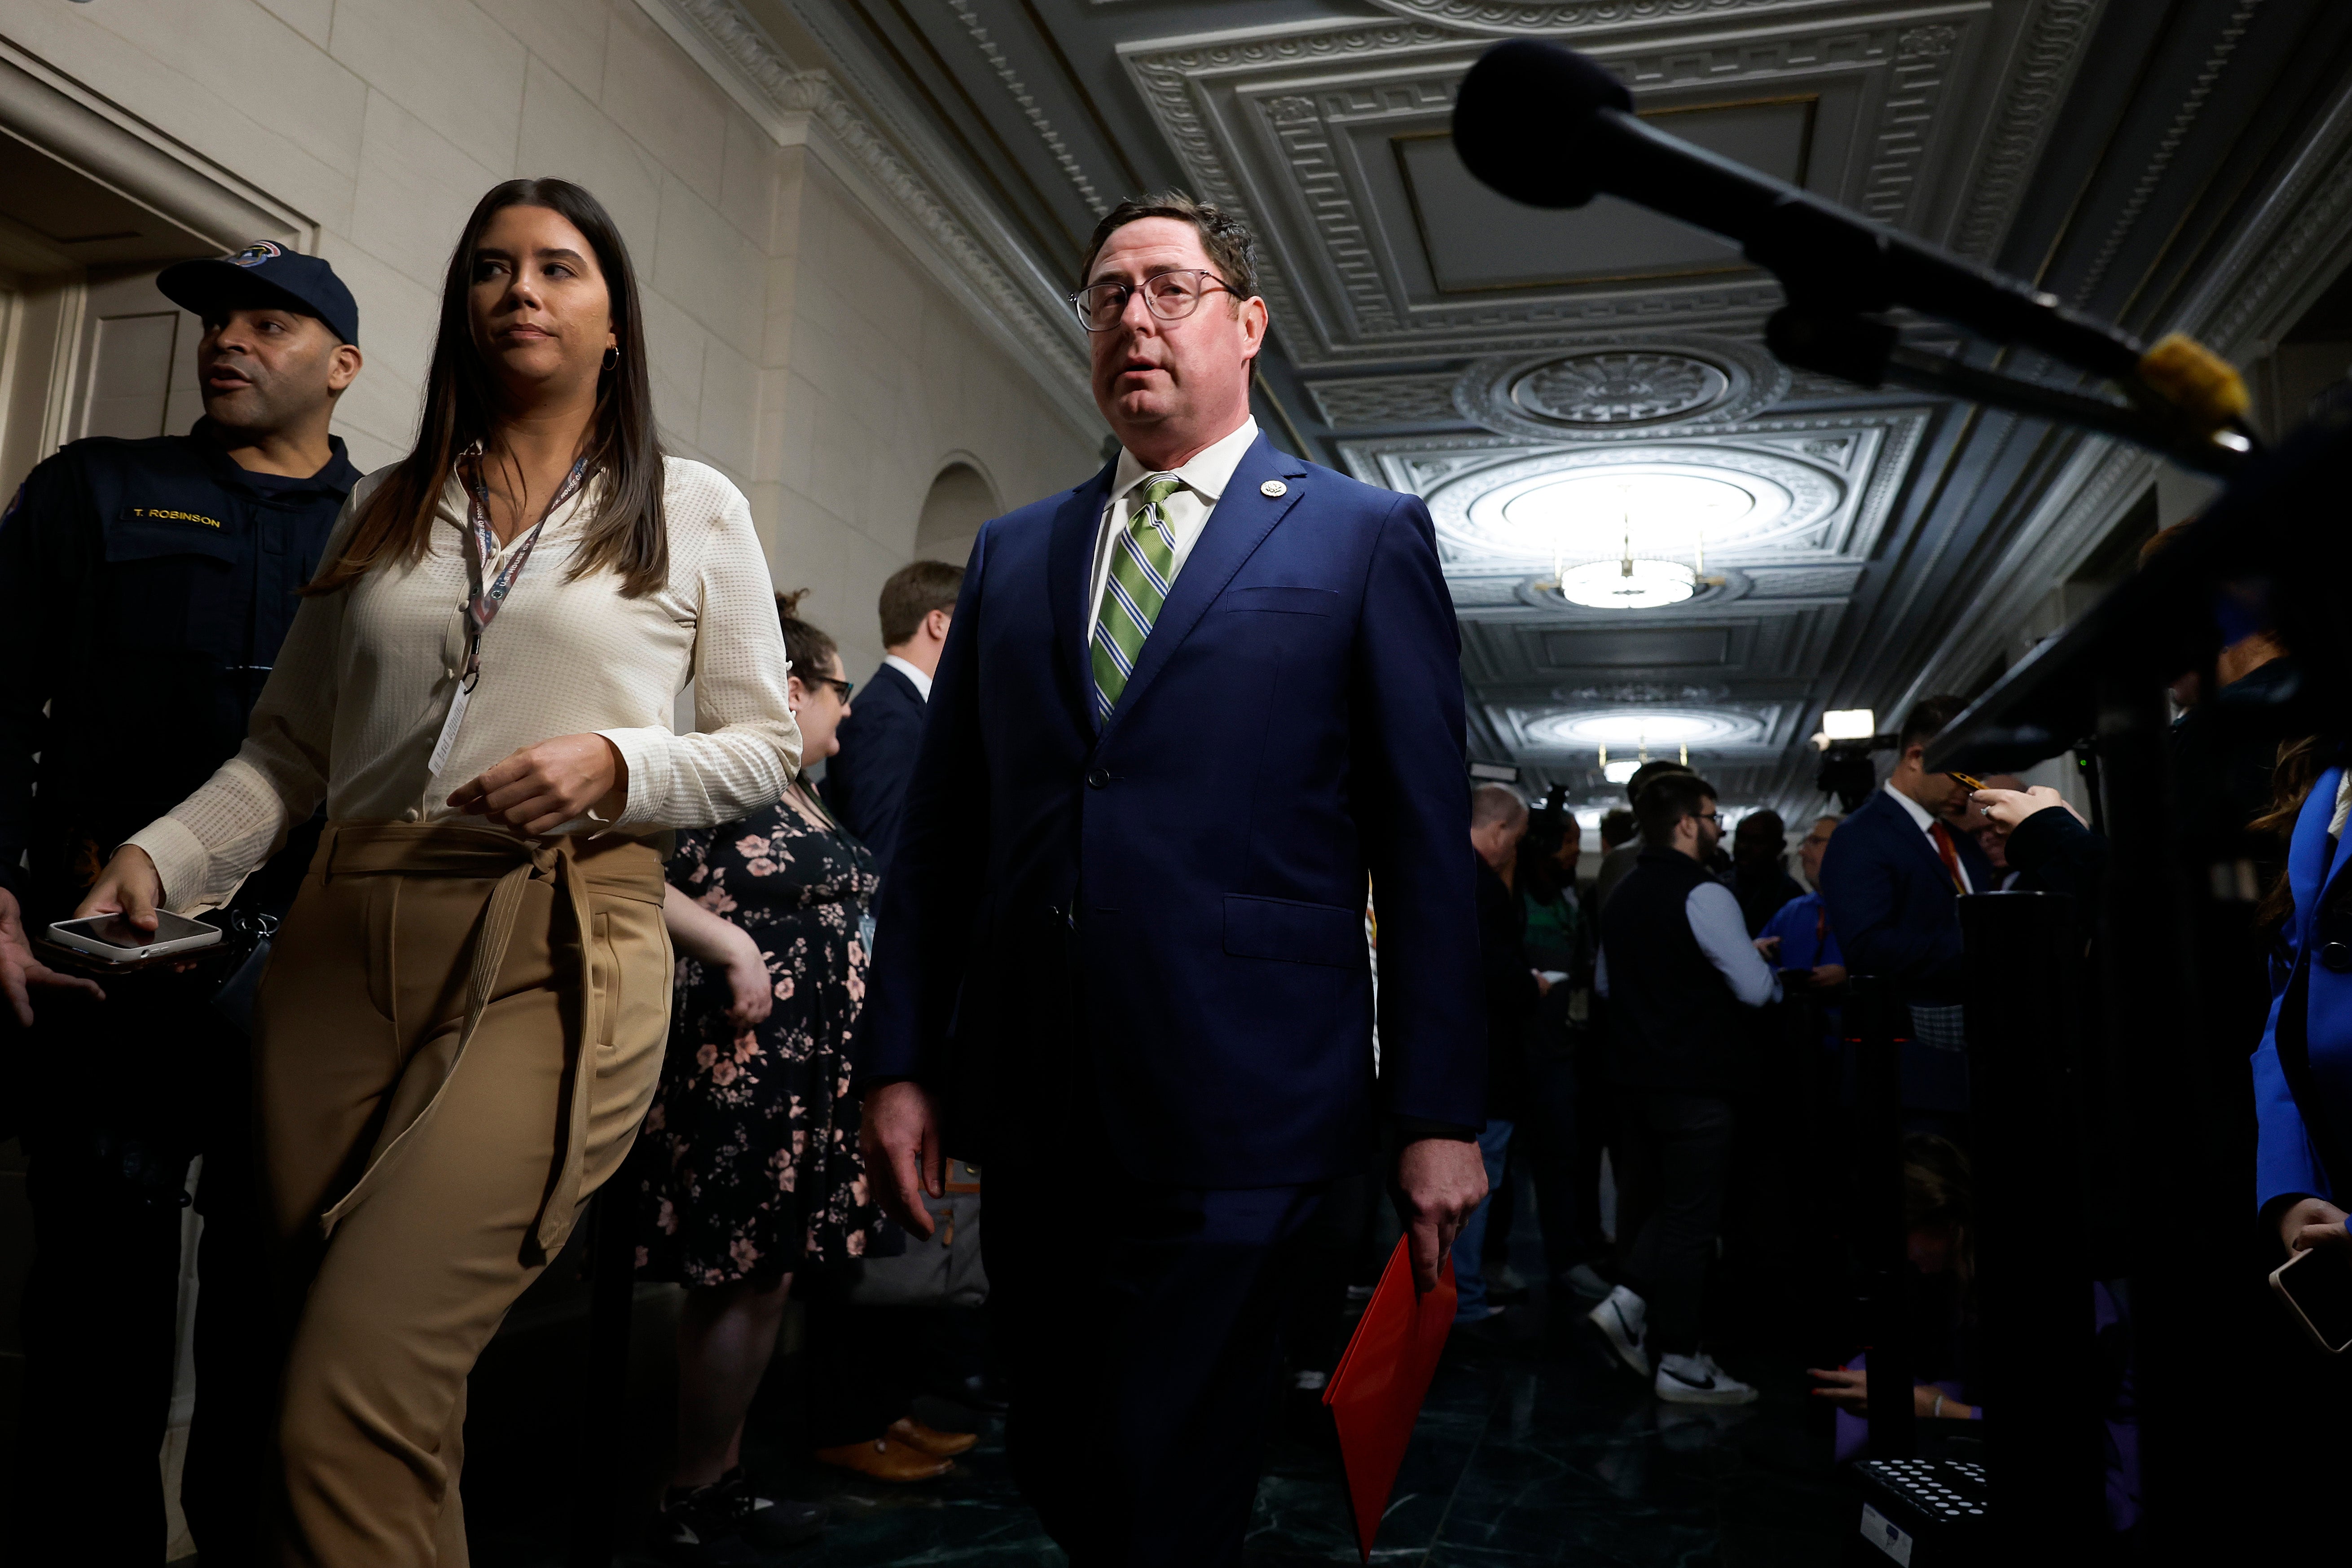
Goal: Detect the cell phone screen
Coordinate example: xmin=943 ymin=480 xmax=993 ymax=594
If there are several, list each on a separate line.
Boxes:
xmin=2278 ymin=1245 xmax=2352 ymax=1352
xmin=54 ymin=910 xmax=216 ymax=949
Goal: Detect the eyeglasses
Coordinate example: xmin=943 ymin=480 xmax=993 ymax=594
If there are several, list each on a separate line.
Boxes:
xmin=1694 ymin=811 xmax=1722 ymax=824
xmin=1068 ymin=270 xmax=1236 ymax=333
xmin=802 ymin=675 xmax=854 ymax=703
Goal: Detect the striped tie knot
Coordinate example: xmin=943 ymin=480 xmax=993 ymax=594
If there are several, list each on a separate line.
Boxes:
xmin=1090 ymin=474 xmax=1185 ymax=721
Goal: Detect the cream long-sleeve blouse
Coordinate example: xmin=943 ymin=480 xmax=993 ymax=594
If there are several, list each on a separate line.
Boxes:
xmin=130 ymin=455 xmax=801 ymax=911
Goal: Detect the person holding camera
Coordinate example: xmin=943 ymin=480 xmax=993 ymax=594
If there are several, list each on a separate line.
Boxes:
xmin=0 ymin=245 xmax=363 ymax=1564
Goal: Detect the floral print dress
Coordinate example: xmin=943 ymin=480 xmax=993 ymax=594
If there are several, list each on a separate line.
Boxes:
xmin=636 ymin=791 xmax=883 ymax=1285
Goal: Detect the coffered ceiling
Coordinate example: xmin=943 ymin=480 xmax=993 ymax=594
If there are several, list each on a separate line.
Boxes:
xmin=658 ymin=0 xmax=2352 ymax=821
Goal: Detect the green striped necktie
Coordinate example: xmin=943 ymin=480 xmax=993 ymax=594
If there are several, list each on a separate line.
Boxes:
xmin=1091 ymin=474 xmax=1184 ymax=723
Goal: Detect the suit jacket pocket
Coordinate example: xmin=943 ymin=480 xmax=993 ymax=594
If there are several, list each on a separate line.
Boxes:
xmin=1224 ymin=584 xmax=1339 ymax=616
xmin=1223 ymin=893 xmax=1362 ymax=968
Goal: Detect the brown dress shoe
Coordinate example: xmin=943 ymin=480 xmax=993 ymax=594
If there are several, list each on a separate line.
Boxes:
xmin=813 ymin=1435 xmax=954 ymax=1483
xmin=888 ymin=1416 xmax=979 ymax=1458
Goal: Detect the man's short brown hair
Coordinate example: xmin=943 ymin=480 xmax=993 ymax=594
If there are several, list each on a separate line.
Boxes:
xmin=879 ymin=559 xmax=964 ymax=648
xmin=1636 ymin=773 xmax=1718 ymax=848
xmin=1078 ymin=191 xmax=1258 ymax=302
xmin=1899 ymin=694 xmax=1971 ymax=753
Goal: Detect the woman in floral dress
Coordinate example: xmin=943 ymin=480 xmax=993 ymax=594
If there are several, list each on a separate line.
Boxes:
xmin=637 ymin=593 xmax=883 ymax=1562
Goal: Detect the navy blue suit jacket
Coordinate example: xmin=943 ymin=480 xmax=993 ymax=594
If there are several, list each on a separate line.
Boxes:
xmin=861 ymin=434 xmax=1486 ymax=1186
xmin=1817 ymin=786 xmax=1995 ymax=1003
xmin=823 ymin=660 xmax=927 ymax=871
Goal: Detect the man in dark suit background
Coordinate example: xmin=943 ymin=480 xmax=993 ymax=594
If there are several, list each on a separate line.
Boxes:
xmin=860 ymin=191 xmax=1488 ymax=1566
xmin=824 ymin=558 xmax=961 ymax=870
xmin=1816 ymin=694 xmax=1995 ymax=1114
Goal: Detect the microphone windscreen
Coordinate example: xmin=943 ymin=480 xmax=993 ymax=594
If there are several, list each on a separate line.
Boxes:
xmin=1451 ymin=40 xmax=1632 ymax=210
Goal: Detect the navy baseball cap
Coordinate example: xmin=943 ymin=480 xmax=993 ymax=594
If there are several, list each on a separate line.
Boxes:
xmin=158 ymin=242 xmax=360 ymax=346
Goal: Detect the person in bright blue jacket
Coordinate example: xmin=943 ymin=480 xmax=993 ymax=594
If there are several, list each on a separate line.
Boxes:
xmin=2252 ymin=758 xmax=2352 ymax=1255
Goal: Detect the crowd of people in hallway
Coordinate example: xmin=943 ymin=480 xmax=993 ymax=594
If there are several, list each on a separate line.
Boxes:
xmin=0 ymin=165 xmax=2345 ymax=1568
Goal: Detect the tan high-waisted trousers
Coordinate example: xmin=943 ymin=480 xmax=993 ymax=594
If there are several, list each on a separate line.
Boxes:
xmin=251 ymin=821 xmax=672 ymax=1567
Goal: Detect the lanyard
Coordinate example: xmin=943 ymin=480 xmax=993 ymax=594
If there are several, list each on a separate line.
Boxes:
xmin=426 ymin=452 xmax=589 ymax=777
xmin=457 ymin=452 xmax=588 ymax=689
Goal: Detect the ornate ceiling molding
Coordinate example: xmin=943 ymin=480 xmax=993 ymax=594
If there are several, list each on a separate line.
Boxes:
xmin=1360 ymin=0 xmax=1835 ymax=38
xmin=1455 ymin=337 xmax=1790 ymax=440
xmin=944 ymin=0 xmax=1111 ymax=217
xmin=1120 ymin=4 xmax=2033 ymax=367
xmin=1308 ymin=374 xmax=1464 ymax=429
xmin=1893 ymin=69 xmax=2352 ymax=720
xmin=640 ymin=0 xmax=1098 ymax=432
xmin=1947 ymin=0 xmax=2106 ymax=261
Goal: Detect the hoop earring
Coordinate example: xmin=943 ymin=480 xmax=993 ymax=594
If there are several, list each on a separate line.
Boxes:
xmin=602 ymin=346 xmax=620 ymax=371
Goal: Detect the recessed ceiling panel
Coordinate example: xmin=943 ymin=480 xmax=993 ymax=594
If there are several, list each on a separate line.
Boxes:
xmin=1543 ymin=626 xmax=1730 ymax=667
xmin=1396 ymin=99 xmax=1812 ymax=294
xmin=1123 ymin=8 xmax=2037 ymax=365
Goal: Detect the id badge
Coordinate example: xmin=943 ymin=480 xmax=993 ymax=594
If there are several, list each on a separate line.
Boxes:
xmin=427 ymin=680 xmax=473 ymax=777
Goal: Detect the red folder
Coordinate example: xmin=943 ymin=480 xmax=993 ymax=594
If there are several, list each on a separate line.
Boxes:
xmin=1320 ymin=1236 xmax=1457 ymax=1561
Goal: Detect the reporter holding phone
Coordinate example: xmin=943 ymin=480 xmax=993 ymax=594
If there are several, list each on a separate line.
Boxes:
xmin=0 ymin=245 xmax=363 ymax=1562
xmin=76 ymin=178 xmax=798 ymax=1565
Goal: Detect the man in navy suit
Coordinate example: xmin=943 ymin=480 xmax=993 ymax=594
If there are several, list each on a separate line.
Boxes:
xmin=860 ymin=192 xmax=1489 ymax=1565
xmin=824 ymin=558 xmax=961 ymax=870
xmin=1817 ymin=695 xmax=1995 ymax=1111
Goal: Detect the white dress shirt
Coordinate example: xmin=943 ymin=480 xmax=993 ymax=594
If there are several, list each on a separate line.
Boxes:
xmin=1885 ymin=783 xmax=1974 ymax=894
xmin=130 ymin=458 xmax=800 ymax=911
xmin=882 ymin=652 xmax=933 ymax=702
xmin=1086 ymin=416 xmax=1261 ymax=646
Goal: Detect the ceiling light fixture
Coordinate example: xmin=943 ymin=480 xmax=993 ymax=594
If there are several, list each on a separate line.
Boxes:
xmin=1538 ymin=478 xmax=1732 ymax=610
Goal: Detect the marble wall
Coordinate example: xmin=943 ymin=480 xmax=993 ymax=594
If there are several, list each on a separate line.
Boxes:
xmin=0 ymin=0 xmax=1102 ymax=677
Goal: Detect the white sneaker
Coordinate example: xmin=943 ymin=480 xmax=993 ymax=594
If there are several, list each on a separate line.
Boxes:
xmin=1587 ymin=1285 xmax=1649 ymax=1378
xmin=1653 ymin=1351 xmax=1758 ymax=1405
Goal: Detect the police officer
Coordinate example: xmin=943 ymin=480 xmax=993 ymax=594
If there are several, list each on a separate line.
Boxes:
xmin=0 ymin=244 xmax=362 ymax=1564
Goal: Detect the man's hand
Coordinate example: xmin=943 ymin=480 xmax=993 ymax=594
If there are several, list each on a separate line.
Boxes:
xmin=1395 ymin=1136 xmax=1488 ymax=1295
xmin=1810 ymin=962 xmax=1848 ymax=989
xmin=448 ymin=733 xmax=627 ymax=836
xmin=862 ymin=1080 xmax=945 ymax=1239
xmin=2281 ymin=1195 xmax=2350 ymax=1256
xmin=1754 ymin=934 xmax=1782 ymax=960
xmin=0 ymin=885 xmax=104 ymax=1028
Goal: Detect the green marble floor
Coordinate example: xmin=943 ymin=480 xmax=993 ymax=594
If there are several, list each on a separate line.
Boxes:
xmin=459 ymin=1222 xmax=1852 ymax=1566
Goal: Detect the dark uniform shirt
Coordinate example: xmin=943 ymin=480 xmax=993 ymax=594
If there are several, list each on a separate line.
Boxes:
xmin=0 ymin=425 xmax=358 ymax=925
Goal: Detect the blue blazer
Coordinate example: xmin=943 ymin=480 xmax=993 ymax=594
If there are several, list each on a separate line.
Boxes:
xmin=823 ymin=660 xmax=927 ymax=872
xmin=1817 ymin=786 xmax=1994 ymax=1003
xmin=2254 ymin=765 xmax=2352 ymax=1210
xmin=860 ymin=435 xmax=1486 ymax=1186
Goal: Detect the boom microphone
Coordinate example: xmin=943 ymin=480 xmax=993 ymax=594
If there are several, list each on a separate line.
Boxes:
xmin=1450 ymin=39 xmax=2144 ymax=382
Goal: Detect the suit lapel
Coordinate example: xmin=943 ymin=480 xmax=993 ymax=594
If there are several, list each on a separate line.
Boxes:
xmin=1880 ymin=790 xmax=1960 ymax=890
xmin=1099 ymin=434 xmax=1306 ymax=743
xmin=1048 ymin=458 xmax=1118 ymax=736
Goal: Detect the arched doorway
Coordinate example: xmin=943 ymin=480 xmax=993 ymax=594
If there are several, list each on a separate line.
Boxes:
xmin=914 ymin=459 xmax=999 ymax=569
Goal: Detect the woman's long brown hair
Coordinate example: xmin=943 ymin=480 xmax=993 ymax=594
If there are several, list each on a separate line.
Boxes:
xmin=307 ymin=178 xmax=667 ymax=597
xmin=2255 ymin=734 xmax=2335 ymax=929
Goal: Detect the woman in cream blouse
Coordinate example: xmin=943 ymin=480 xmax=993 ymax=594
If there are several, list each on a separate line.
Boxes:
xmin=79 ymin=179 xmax=798 ymax=1566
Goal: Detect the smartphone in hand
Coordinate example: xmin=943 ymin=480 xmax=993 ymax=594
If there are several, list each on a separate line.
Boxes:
xmin=2271 ymin=1243 xmax=2352 ymax=1355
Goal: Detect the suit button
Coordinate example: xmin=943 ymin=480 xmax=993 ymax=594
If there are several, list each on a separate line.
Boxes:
xmin=2323 ymin=942 xmax=2352 ymax=974
xmin=1086 ymin=768 xmax=1109 ymax=789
